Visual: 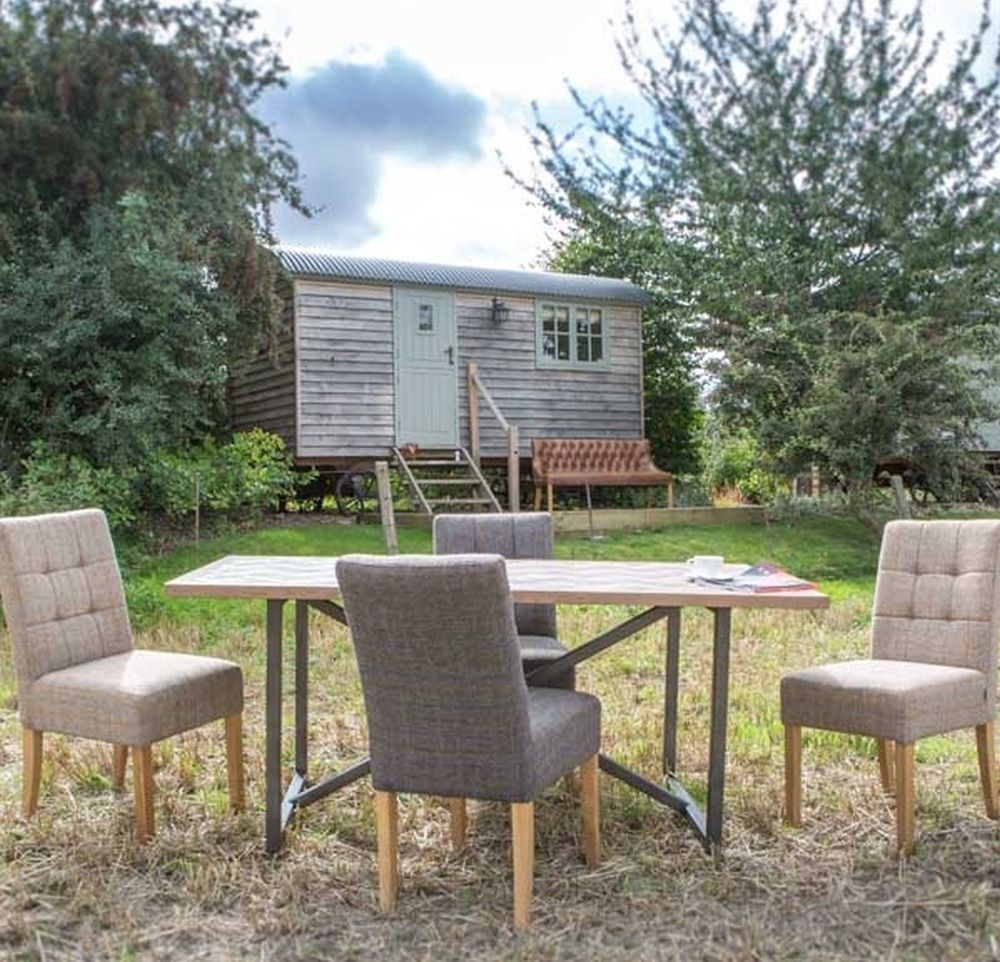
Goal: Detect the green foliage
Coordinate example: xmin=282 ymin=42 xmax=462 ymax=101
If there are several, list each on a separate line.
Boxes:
xmin=0 ymin=194 xmax=235 ymax=471
xmin=201 ymin=428 xmax=302 ymax=519
xmin=1 ymin=430 xmax=302 ymax=541
xmin=0 ymin=0 xmax=307 ymax=479
xmin=521 ymin=0 xmax=1000 ymax=506
xmin=0 ymin=441 xmax=137 ymax=531
xmin=544 ymin=214 xmax=704 ymax=475
xmin=141 ymin=430 xmax=302 ymax=524
xmin=700 ymin=420 xmax=780 ymax=505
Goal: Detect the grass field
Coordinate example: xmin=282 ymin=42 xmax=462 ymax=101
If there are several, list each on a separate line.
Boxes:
xmin=2 ymin=514 xmax=1000 ymax=961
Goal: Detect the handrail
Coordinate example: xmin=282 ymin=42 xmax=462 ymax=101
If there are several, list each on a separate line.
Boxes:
xmin=472 ymin=369 xmax=510 ymax=432
xmin=467 ymin=362 xmax=520 ymax=512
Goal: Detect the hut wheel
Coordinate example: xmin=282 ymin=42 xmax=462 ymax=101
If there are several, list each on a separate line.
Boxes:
xmin=335 ymin=467 xmax=379 ymax=518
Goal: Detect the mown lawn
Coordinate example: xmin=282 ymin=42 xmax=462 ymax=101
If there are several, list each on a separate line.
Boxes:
xmin=2 ymin=513 xmax=999 ymax=961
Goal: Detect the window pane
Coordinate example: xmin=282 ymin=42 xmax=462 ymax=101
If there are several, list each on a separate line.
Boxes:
xmin=538 ymin=302 xmax=604 ymax=365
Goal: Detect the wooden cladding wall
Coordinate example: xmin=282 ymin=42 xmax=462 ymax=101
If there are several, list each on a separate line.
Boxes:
xmin=455 ymin=293 xmax=643 ymax=459
xmin=228 ymin=292 xmax=296 ymax=448
xmin=231 ymin=277 xmax=645 ymax=461
xmin=294 ymin=279 xmax=396 ymax=459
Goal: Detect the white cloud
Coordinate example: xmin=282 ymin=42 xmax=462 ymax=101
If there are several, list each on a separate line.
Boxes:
xmin=254 ymin=0 xmax=996 ymax=268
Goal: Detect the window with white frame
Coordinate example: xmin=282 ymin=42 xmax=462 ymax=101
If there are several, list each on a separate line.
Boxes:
xmin=537 ymin=302 xmax=607 ymax=368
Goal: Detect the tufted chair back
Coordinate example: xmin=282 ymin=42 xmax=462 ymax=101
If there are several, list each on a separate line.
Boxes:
xmin=871 ymin=519 xmax=1000 ymax=710
xmin=0 ymin=509 xmax=133 ymax=689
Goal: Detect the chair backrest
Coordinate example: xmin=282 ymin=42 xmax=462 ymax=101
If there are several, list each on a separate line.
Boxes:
xmin=0 ymin=509 xmax=133 ymax=689
xmin=432 ymin=512 xmax=556 ymax=638
xmin=872 ymin=520 xmax=1000 ymax=706
xmin=335 ymin=553 xmax=535 ymax=800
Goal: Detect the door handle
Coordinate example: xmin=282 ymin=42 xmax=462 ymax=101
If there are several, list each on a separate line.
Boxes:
xmin=445 ymin=346 xmax=454 ymax=365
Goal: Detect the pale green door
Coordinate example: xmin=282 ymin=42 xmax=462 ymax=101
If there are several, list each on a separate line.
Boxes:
xmin=394 ymin=288 xmax=459 ymax=447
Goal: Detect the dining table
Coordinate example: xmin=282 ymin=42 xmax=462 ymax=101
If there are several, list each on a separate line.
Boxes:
xmin=164 ymin=555 xmax=829 ymax=854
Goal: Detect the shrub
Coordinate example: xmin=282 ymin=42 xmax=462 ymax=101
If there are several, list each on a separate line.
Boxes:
xmin=0 ymin=441 xmax=137 ymax=532
xmin=701 ymin=424 xmax=781 ymax=505
xmin=0 ymin=430 xmax=302 ymax=542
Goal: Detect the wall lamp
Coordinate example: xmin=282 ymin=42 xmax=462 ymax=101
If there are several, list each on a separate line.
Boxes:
xmin=490 ymin=297 xmax=510 ymax=324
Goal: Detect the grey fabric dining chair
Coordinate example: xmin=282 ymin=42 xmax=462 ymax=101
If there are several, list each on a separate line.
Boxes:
xmin=0 ymin=508 xmax=245 ymax=842
xmin=335 ymin=553 xmax=601 ymax=930
xmin=433 ymin=512 xmax=574 ymax=690
xmin=781 ymin=519 xmax=1000 ymax=854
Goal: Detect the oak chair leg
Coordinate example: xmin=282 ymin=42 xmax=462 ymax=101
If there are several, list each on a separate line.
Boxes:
xmin=877 ymin=739 xmax=895 ymax=795
xmin=510 ymin=801 xmax=534 ymax=931
xmin=783 ymin=724 xmax=802 ymax=826
xmin=895 ymin=741 xmax=915 ymax=856
xmin=132 ymin=745 xmax=155 ymax=843
xmin=111 ymin=744 xmax=128 ymax=791
xmin=375 ymin=790 xmax=399 ymax=913
xmin=22 ymin=728 xmax=42 ymax=818
xmin=225 ymin=713 xmax=245 ymax=812
xmin=976 ymin=722 xmax=999 ymax=820
xmin=580 ymin=754 xmax=600 ymax=868
xmin=546 ymin=484 xmax=553 ymax=514
xmin=448 ymin=797 xmax=467 ymax=852
xmin=533 ymin=487 xmax=542 ymax=511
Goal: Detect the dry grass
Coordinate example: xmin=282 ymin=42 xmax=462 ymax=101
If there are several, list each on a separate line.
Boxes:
xmin=3 ymin=590 xmax=1000 ymax=960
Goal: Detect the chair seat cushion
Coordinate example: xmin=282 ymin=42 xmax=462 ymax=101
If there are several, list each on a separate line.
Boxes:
xmin=517 ymin=634 xmax=565 ymax=662
xmin=525 ymin=688 xmax=601 ymax=798
xmin=20 ymin=649 xmax=243 ymax=746
xmin=781 ymin=658 xmax=990 ymax=743
xmin=518 ymin=634 xmax=575 ymax=691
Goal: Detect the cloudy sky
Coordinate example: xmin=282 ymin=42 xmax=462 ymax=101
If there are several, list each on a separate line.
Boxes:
xmin=251 ymin=0 xmax=994 ymax=270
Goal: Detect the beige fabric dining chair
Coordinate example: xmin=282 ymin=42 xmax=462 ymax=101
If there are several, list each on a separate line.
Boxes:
xmin=781 ymin=519 xmax=1000 ymax=854
xmin=336 ymin=553 xmax=601 ymax=930
xmin=0 ymin=508 xmax=245 ymax=842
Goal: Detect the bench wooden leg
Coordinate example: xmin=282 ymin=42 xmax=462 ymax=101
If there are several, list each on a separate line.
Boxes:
xmin=547 ymin=484 xmax=553 ymax=513
xmin=533 ymin=487 xmax=542 ymax=511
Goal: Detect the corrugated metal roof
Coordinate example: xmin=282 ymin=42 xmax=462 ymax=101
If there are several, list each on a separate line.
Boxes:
xmin=273 ymin=246 xmax=651 ymax=305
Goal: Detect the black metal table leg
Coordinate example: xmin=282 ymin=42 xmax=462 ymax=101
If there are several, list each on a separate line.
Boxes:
xmin=295 ymin=601 xmax=309 ymax=776
xmin=663 ymin=608 xmax=681 ymax=775
xmin=265 ymin=599 xmax=285 ymax=855
xmin=705 ymin=607 xmax=732 ymax=851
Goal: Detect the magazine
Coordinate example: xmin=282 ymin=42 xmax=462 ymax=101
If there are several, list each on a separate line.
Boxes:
xmin=692 ymin=560 xmax=817 ymax=593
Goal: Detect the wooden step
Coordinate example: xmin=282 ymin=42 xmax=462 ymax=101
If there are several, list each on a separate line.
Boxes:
xmin=426 ymin=497 xmax=496 ymax=507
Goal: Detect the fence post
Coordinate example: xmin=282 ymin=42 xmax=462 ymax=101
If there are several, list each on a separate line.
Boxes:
xmin=374 ymin=461 xmax=398 ymax=554
xmin=194 ymin=475 xmax=201 ymax=547
xmin=507 ymin=424 xmax=520 ymax=513
xmin=889 ymin=474 xmax=912 ymax=519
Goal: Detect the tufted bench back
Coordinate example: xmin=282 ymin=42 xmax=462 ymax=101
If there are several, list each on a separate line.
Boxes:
xmin=532 ymin=438 xmax=667 ymax=482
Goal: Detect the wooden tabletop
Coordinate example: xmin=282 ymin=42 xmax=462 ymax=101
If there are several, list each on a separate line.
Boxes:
xmin=165 ymin=555 xmax=829 ymax=611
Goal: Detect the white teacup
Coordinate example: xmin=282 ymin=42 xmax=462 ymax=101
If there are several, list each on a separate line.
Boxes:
xmin=687 ymin=555 xmax=724 ymax=578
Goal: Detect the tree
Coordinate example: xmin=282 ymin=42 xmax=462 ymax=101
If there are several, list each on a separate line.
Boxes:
xmin=0 ymin=193 xmax=235 ymax=468
xmin=521 ymin=0 xmax=1000 ymax=504
xmin=0 ymin=0 xmax=307 ymax=473
xmin=545 ymin=214 xmax=703 ymax=475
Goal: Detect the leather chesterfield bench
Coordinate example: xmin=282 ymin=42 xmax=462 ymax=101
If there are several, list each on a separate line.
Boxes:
xmin=531 ymin=438 xmax=675 ymax=512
